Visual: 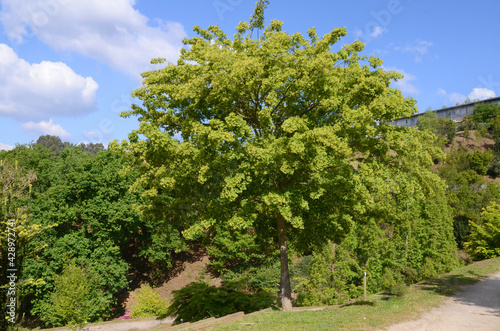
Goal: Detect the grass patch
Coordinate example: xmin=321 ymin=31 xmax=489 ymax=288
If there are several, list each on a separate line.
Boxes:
xmin=207 ymin=257 xmax=500 ymax=331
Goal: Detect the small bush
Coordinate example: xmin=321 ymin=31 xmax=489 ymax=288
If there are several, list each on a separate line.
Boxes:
xmin=487 ymin=158 xmax=500 ymax=178
xmin=129 ymin=284 xmax=169 ymax=318
xmin=42 ymin=263 xmax=109 ymax=330
xmin=401 ymin=265 xmax=418 ymax=285
xmin=467 ymin=150 xmax=493 ymax=175
xmin=420 ymin=257 xmax=438 ymax=280
xmin=293 ymin=242 xmax=363 ymax=306
xmin=379 ymin=268 xmax=406 ymax=296
xmin=167 ymin=282 xmax=276 ymax=324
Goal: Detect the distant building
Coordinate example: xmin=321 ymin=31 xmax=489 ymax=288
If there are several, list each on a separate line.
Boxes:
xmin=390 ymin=96 xmax=500 ymax=128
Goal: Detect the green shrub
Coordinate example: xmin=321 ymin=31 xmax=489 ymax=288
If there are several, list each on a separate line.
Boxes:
xmin=129 ymin=284 xmax=169 ymax=318
xmin=472 ymin=103 xmax=500 ymax=125
xmin=293 ymin=241 xmax=362 ymax=306
xmin=221 ymin=260 xmax=281 ymax=293
xmin=207 ymin=224 xmax=278 ymax=274
xmin=401 ymin=265 xmax=419 ymax=285
xmin=467 ymin=150 xmax=493 ymax=175
xmin=167 ymin=282 xmax=276 ymax=324
xmin=420 ymin=257 xmax=438 ymax=280
xmin=290 ymin=255 xmax=312 ymax=289
xmin=464 ymin=202 xmax=500 ymax=260
xmin=379 ymin=268 xmax=406 ymax=296
xmin=41 ymin=263 xmax=109 ymax=330
xmin=487 ymin=158 xmax=500 ymax=178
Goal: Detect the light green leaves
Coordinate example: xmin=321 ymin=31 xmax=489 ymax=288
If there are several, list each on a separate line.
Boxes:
xmin=464 ymin=203 xmax=500 ymax=260
xmin=122 ymin=0 xmax=443 ymax=258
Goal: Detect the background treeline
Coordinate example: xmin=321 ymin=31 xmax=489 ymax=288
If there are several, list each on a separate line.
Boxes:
xmin=415 ymin=104 xmax=500 ymax=252
xmin=0 ymin=138 xmax=175 ymax=328
xmin=2 ymin=104 xmax=500 ymax=328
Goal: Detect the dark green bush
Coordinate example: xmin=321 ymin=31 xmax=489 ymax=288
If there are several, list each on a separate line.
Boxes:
xmin=467 ymin=150 xmax=493 ymax=175
xmin=379 ymin=268 xmax=407 ymax=296
xmin=472 ymin=103 xmax=500 ymax=125
xmin=487 ymin=158 xmax=500 ymax=178
xmin=167 ymin=282 xmax=277 ymax=324
xmin=221 ymin=260 xmax=281 ymax=293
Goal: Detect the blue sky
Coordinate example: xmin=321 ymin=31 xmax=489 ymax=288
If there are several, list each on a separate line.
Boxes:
xmin=1 ymin=0 xmax=499 ymax=150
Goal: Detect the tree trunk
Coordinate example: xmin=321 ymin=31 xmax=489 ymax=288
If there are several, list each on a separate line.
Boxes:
xmin=277 ymin=214 xmax=292 ymax=311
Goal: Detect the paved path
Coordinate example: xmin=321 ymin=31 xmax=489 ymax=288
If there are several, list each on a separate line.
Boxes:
xmin=386 ymin=271 xmax=500 ymax=331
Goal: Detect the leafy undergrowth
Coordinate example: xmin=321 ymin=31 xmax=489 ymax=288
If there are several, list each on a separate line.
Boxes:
xmin=207 ymin=257 xmax=500 ymax=331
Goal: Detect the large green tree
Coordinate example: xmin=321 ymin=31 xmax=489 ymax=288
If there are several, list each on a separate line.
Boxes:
xmin=36 ymin=135 xmax=72 ymax=156
xmin=472 ymin=103 xmax=500 ymax=125
xmin=119 ymin=1 xmax=441 ymax=310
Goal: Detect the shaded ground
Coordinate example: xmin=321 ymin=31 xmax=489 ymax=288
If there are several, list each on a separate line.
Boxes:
xmin=385 ymin=271 xmax=500 ymax=330
xmin=122 ymin=251 xmax=221 ymax=312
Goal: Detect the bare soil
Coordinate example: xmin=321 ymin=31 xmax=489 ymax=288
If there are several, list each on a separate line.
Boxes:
xmin=446 ymin=130 xmax=495 ymax=153
xmin=122 ymin=253 xmax=221 ymax=311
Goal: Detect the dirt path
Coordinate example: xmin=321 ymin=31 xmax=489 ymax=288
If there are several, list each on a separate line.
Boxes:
xmin=386 ymin=271 xmax=500 ymax=331
xmin=48 ymin=317 xmax=174 ymax=331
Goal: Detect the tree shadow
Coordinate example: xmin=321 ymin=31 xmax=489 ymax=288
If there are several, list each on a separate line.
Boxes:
xmin=377 ymin=292 xmax=405 ymax=301
xmin=341 ymin=300 xmax=375 ymax=307
xmin=419 ymin=272 xmax=480 ymax=297
xmin=114 ymin=245 xmax=209 ymax=317
xmin=419 ymin=272 xmax=500 ymax=317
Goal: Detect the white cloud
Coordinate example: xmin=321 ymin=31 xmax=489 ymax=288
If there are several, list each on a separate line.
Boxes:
xmin=0 ymin=142 xmax=14 ymax=151
xmin=352 ymin=25 xmax=386 ymax=42
xmin=0 ymin=0 xmax=187 ymax=78
xmin=368 ymin=26 xmax=387 ymax=39
xmin=385 ymin=67 xmax=419 ymax=94
xmin=0 ymin=44 xmax=98 ymax=120
xmin=394 ymin=40 xmax=433 ymax=62
xmin=468 ymin=87 xmax=496 ymax=101
xmin=83 ymin=130 xmax=101 ymax=141
xmin=21 ymin=119 xmax=71 ymax=139
xmin=437 ymin=88 xmax=447 ymax=96
xmin=437 ymin=87 xmax=496 ymax=106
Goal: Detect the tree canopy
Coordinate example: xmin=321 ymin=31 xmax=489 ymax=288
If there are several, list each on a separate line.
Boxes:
xmin=119 ymin=1 xmax=446 ymax=310
xmin=472 ymin=103 xmax=500 ymax=124
xmin=416 ymin=111 xmax=456 ymax=146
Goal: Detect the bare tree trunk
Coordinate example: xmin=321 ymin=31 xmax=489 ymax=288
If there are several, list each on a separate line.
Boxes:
xmin=278 ymin=214 xmax=292 ymax=311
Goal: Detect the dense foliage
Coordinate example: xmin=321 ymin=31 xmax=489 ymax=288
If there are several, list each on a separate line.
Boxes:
xmin=0 ymin=141 xmax=169 ymax=327
xmin=118 ymin=0 xmax=446 ymax=310
xmin=42 ymin=263 xmax=109 ymax=329
xmin=416 ymin=111 xmax=456 ymax=146
xmin=0 ymin=159 xmax=47 ymax=330
xmin=471 ymin=103 xmax=500 ymax=124
xmin=4 ymin=2 xmax=500 ymax=326
xmin=167 ymin=282 xmax=277 ymax=324
xmin=464 ymin=203 xmax=500 ymax=260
